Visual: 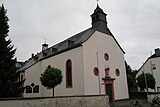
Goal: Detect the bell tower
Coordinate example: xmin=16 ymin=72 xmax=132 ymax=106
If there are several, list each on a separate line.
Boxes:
xmin=91 ymin=4 xmax=107 ymax=28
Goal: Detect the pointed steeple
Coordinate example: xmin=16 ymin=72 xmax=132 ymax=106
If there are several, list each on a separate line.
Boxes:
xmin=91 ymin=4 xmax=107 ymax=28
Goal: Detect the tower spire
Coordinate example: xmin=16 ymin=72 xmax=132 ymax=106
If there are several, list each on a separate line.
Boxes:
xmin=96 ymin=0 xmax=99 ymax=4
xmin=91 ymin=3 xmax=107 ymax=28
xmin=90 ymin=3 xmax=113 ymax=35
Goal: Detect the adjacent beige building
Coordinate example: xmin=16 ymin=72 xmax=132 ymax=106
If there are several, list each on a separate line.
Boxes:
xmin=137 ymin=48 xmax=160 ymax=92
xmin=20 ymin=4 xmax=129 ymax=102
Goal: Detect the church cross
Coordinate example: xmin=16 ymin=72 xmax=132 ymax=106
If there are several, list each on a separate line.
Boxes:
xmin=96 ymin=0 xmax=100 ymax=5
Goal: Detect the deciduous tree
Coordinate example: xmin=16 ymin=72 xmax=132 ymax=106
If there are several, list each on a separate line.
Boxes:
xmin=137 ymin=73 xmax=156 ymax=91
xmin=125 ymin=61 xmax=137 ymax=90
xmin=40 ymin=66 xmax=63 ymax=97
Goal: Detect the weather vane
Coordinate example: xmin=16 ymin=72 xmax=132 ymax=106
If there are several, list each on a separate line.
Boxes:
xmin=44 ymin=38 xmax=47 ymax=44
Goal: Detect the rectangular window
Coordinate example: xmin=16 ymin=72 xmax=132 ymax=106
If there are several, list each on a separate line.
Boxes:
xmin=33 ymin=85 xmax=39 ymax=93
xmin=26 ymin=85 xmax=32 ymax=93
xmin=152 ymin=64 xmax=156 ymax=70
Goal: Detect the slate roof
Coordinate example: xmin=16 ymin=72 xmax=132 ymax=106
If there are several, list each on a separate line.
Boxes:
xmin=19 ymin=25 xmax=124 ymax=71
xmin=149 ymin=53 xmax=160 ymax=59
xmin=19 ymin=5 xmax=125 ymax=71
xmin=137 ymin=49 xmax=160 ymax=72
xmin=94 ymin=4 xmax=104 ymax=13
xmin=19 ymin=28 xmax=94 ymax=71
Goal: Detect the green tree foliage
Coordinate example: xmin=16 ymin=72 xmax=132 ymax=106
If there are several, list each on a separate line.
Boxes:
xmin=125 ymin=61 xmax=132 ymax=75
xmin=127 ymin=75 xmax=136 ymax=90
xmin=40 ymin=66 xmax=63 ymax=97
xmin=0 ymin=4 xmax=24 ymax=98
xmin=125 ymin=61 xmax=137 ymax=90
xmin=137 ymin=73 xmax=156 ymax=91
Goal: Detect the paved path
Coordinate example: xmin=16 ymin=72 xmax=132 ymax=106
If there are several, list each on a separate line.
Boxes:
xmin=110 ymin=100 xmax=152 ymax=107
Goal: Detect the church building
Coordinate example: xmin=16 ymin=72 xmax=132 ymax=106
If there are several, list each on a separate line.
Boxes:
xmin=19 ymin=4 xmax=129 ymax=102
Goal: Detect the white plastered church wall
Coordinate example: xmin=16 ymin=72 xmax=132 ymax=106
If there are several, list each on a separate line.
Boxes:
xmin=24 ymin=46 xmax=85 ymax=97
xmin=82 ymin=31 xmax=129 ymax=100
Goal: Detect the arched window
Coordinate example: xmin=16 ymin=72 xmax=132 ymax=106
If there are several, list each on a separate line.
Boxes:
xmin=105 ymin=68 xmax=110 ymax=77
xmin=66 ymin=59 xmax=72 ymax=88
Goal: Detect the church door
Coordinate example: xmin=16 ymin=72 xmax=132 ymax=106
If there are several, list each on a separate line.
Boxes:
xmin=105 ymin=84 xmax=113 ymax=102
xmin=102 ymin=77 xmax=115 ymax=102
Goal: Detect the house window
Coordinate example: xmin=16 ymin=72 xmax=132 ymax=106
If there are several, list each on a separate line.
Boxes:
xmin=33 ymin=85 xmax=39 ymax=93
xmin=25 ymin=83 xmax=39 ymax=93
xmin=52 ymin=47 xmax=57 ymax=53
xmin=93 ymin=67 xmax=99 ymax=76
xmin=31 ymin=83 xmax=35 ymax=87
xmin=43 ymin=50 xmax=48 ymax=56
xmin=104 ymin=53 xmax=109 ymax=61
xmin=34 ymin=55 xmax=38 ymax=60
xmin=66 ymin=59 xmax=72 ymax=88
xmin=105 ymin=68 xmax=110 ymax=77
xmin=152 ymin=64 xmax=156 ymax=70
xmin=115 ymin=68 xmax=120 ymax=76
xmin=68 ymin=40 xmax=74 ymax=46
xmin=26 ymin=85 xmax=32 ymax=93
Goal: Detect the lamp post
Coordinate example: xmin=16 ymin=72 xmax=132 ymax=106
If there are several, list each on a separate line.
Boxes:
xmin=142 ymin=62 xmax=148 ymax=101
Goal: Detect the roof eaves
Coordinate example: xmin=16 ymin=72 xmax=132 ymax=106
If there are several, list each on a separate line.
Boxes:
xmin=40 ymin=43 xmax=83 ymax=61
xmin=149 ymin=54 xmax=160 ymax=59
xmin=20 ymin=28 xmax=94 ymax=71
xmin=137 ymin=57 xmax=150 ymax=74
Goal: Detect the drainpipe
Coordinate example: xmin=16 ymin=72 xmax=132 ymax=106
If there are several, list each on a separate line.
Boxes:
xmin=96 ymin=52 xmax=101 ymax=94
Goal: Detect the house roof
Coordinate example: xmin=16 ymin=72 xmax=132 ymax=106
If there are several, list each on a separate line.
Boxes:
xmin=19 ymin=28 xmax=94 ymax=71
xmin=149 ymin=53 xmax=160 ymax=59
xmin=19 ymin=5 xmax=125 ymax=71
xmin=19 ymin=26 xmax=124 ymax=71
xmin=137 ymin=49 xmax=160 ymax=73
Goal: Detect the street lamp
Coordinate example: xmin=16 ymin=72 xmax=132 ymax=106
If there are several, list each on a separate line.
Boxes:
xmin=142 ymin=62 xmax=148 ymax=101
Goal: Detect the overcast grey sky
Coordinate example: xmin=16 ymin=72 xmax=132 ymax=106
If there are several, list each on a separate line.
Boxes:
xmin=1 ymin=0 xmax=160 ymax=69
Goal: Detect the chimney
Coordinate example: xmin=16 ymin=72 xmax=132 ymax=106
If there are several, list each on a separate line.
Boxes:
xmin=31 ymin=53 xmax=34 ymax=58
xmin=155 ymin=48 xmax=160 ymax=56
xmin=42 ymin=43 xmax=48 ymax=51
